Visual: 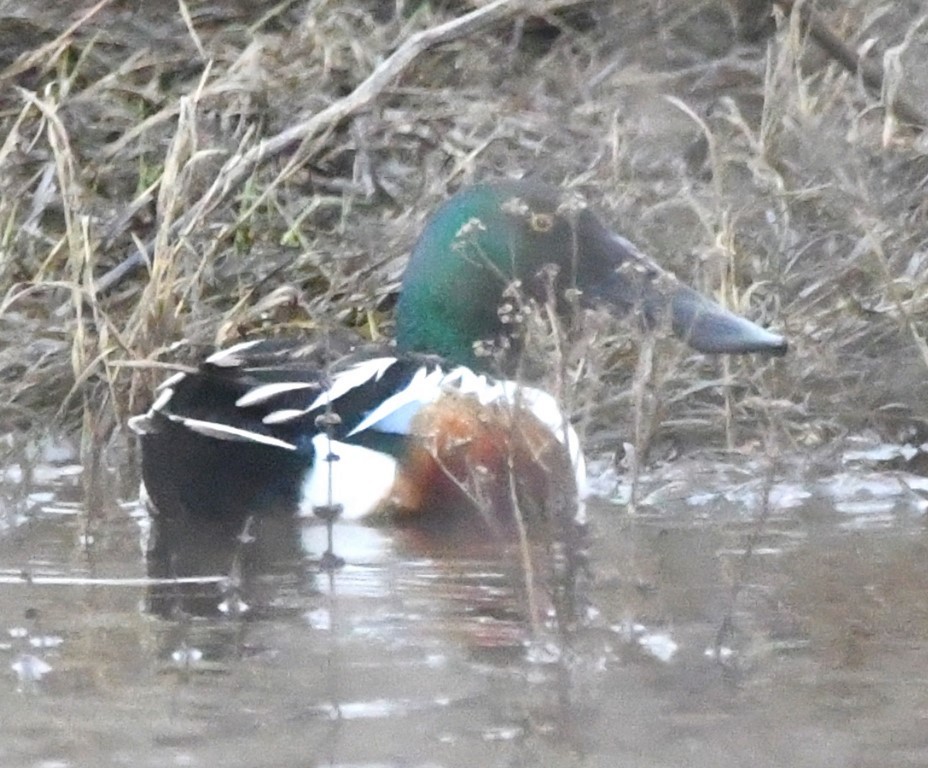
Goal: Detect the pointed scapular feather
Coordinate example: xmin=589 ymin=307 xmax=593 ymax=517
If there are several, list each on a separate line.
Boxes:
xmin=236 ymin=381 xmax=319 ymax=408
xmin=306 ymin=357 xmax=397 ymax=412
xmin=347 ymin=365 xmax=445 ymax=437
xmin=155 ymin=372 xmax=187 ymax=393
xmin=262 ymin=408 xmax=309 ymax=425
xmin=204 ymin=339 xmax=263 ymax=367
xmin=165 ymin=413 xmax=297 ymax=450
xmin=150 ymin=386 xmax=176 ymax=413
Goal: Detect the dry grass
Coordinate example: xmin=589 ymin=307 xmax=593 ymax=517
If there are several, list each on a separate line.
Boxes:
xmin=0 ymin=0 xmax=927 ymax=484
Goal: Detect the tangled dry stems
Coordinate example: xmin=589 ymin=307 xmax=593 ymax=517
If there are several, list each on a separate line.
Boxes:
xmin=0 ymin=0 xmax=925 ymax=476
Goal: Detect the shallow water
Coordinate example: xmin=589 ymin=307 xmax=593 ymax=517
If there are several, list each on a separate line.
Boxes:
xmin=2 ymin=434 xmax=928 ymax=767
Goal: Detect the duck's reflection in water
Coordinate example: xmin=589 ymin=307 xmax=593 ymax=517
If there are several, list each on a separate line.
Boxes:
xmin=145 ymin=503 xmax=303 ymax=619
xmin=145 ymin=501 xmax=590 ymax=652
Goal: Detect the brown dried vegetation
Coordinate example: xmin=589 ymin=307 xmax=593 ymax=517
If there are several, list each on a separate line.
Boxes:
xmin=0 ymin=0 xmax=926 ymax=477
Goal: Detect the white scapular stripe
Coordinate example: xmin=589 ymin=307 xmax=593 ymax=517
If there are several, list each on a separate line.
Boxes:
xmin=150 ymin=386 xmax=176 ymax=413
xmin=300 ymin=434 xmax=397 ymax=520
xmin=307 ymin=357 xmax=397 ymax=410
xmin=155 ymin=372 xmax=187 ymax=392
xmin=204 ymin=339 xmax=263 ymax=367
xmin=164 ymin=413 xmax=297 ymax=450
xmin=347 ymin=365 xmax=444 ymax=436
xmin=256 ymin=357 xmax=399 ymax=425
xmin=236 ymin=381 xmax=319 ymax=408
xmin=262 ymin=408 xmax=310 ymax=425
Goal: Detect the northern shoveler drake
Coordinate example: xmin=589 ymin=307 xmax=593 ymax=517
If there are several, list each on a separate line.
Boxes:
xmin=129 ymin=180 xmax=786 ymax=536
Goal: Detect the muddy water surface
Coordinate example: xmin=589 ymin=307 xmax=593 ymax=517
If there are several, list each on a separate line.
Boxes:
xmin=1 ymin=436 xmax=928 ymax=768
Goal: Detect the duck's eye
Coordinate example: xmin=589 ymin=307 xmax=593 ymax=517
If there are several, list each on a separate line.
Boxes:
xmin=530 ymin=212 xmax=554 ymax=233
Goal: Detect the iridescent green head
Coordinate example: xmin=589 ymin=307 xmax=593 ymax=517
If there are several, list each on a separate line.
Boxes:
xmin=396 ymin=180 xmax=786 ymax=369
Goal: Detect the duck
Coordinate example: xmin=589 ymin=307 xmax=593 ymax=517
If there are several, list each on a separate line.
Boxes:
xmin=129 ymin=180 xmax=787 ymax=538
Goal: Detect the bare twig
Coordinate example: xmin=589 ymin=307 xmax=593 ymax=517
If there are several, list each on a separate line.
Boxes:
xmin=94 ymin=0 xmax=588 ymax=295
xmin=774 ymin=0 xmax=928 ymax=128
